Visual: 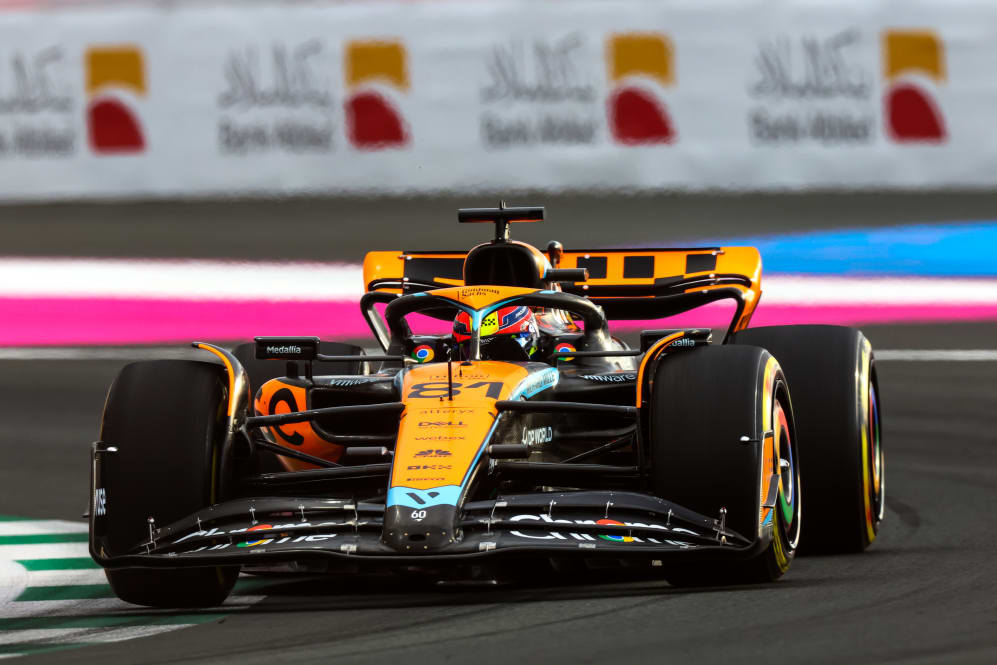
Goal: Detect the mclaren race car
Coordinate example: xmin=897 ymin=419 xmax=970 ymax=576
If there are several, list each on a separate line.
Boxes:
xmin=89 ymin=206 xmax=884 ymax=607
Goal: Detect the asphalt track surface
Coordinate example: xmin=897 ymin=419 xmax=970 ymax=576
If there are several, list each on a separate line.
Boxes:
xmin=1 ymin=321 xmax=995 ymax=664
xmin=6 ymin=190 xmax=997 ymax=260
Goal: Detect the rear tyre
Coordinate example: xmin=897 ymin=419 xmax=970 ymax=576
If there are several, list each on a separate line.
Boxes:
xmin=732 ymin=325 xmax=883 ymax=553
xmin=99 ymin=360 xmax=238 ymax=607
xmin=648 ymin=345 xmax=802 ymax=586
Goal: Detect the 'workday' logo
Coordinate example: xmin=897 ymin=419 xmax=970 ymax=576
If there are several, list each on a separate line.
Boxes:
xmin=344 ymin=40 xmax=409 ymax=149
xmin=85 ymin=45 xmax=146 ymax=153
xmin=606 ymin=33 xmax=675 ymax=145
xmin=883 ymin=30 xmax=946 ymax=142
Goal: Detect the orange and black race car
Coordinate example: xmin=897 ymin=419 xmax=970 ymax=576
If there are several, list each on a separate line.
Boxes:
xmin=89 ymin=206 xmax=884 ymax=607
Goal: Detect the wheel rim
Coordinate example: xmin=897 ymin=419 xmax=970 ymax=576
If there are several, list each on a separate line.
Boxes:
xmin=775 ymin=399 xmax=801 ymax=549
xmin=869 ymin=381 xmax=885 ymax=524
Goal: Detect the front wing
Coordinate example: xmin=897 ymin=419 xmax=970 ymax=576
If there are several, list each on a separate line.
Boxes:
xmin=90 ymin=488 xmax=760 ymax=569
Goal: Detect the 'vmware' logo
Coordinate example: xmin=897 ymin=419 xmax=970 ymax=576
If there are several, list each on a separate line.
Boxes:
xmin=85 ymin=45 xmax=146 ymax=153
xmin=606 ymin=33 xmax=675 ymax=145
xmin=883 ymin=30 xmax=946 ymax=142
xmin=344 ymin=40 xmax=410 ymax=149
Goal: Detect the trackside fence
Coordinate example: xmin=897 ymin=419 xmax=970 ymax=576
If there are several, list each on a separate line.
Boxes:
xmin=0 ymin=0 xmax=992 ymax=199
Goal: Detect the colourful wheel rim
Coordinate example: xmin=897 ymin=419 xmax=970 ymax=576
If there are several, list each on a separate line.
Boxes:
xmin=869 ymin=381 xmax=885 ymax=523
xmin=775 ymin=399 xmax=801 ymax=550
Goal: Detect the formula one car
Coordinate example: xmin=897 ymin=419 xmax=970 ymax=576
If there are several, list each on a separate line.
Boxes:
xmin=89 ymin=206 xmax=884 ymax=607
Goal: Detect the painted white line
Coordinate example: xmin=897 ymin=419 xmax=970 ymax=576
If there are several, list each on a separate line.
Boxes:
xmin=0 ymin=257 xmax=363 ymax=300
xmin=875 ymin=349 xmax=997 ymax=361
xmin=0 ymin=257 xmax=364 ymax=300
xmin=0 ymin=560 xmax=26 ymax=607
xmin=0 ymin=624 xmax=196 ymax=646
xmin=1 ymin=598 xmax=125 ymax=620
xmin=761 ymin=275 xmax=997 ymax=305
xmin=0 ymin=544 xmax=90 ymax=561
xmin=1 ymin=257 xmax=995 ymax=306
xmin=0 ymin=518 xmax=269 ymax=659
xmin=0 ymin=347 xmax=206 ymax=361
xmin=0 ymin=521 xmax=87 ymax=536
xmin=0 ymin=345 xmax=385 ymax=361
xmin=14 ymin=569 xmax=107 ymax=587
xmin=2 ymin=346 xmax=996 ymax=362
xmin=2 ymin=593 xmax=265 ymax=621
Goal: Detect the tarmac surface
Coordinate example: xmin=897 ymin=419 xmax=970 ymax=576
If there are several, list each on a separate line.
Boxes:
xmin=5 ymin=190 xmax=997 ymax=260
xmin=2 ymin=190 xmax=996 ymax=662
xmin=1 ymin=321 xmax=995 ymax=664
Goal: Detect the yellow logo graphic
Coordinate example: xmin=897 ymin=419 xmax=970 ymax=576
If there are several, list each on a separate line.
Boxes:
xmin=344 ymin=39 xmax=409 ymax=149
xmin=606 ymin=33 xmax=675 ymax=145
xmin=883 ymin=30 xmax=946 ymax=142
xmin=86 ymin=46 xmax=146 ymax=96
xmin=346 ymin=41 xmax=409 ymax=91
xmin=884 ymin=31 xmax=945 ymax=83
xmin=608 ymin=33 xmax=674 ymax=87
xmin=85 ymin=45 xmax=146 ymax=153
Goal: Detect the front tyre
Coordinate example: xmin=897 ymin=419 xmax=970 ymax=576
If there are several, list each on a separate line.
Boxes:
xmin=733 ymin=325 xmax=884 ymax=553
xmin=97 ymin=360 xmax=238 ymax=607
xmin=648 ymin=345 xmax=802 ymax=586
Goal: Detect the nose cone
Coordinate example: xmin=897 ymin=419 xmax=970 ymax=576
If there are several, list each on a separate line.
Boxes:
xmin=382 ymin=504 xmax=458 ymax=552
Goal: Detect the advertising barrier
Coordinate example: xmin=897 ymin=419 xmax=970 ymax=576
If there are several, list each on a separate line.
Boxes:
xmin=0 ymin=0 xmax=993 ymax=199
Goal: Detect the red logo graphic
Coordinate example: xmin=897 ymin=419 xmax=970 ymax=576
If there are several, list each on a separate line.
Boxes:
xmin=606 ymin=33 xmax=675 ymax=145
xmin=883 ymin=30 xmax=946 ymax=143
xmin=345 ymin=40 xmax=409 ymax=149
xmin=86 ymin=46 xmax=146 ymax=153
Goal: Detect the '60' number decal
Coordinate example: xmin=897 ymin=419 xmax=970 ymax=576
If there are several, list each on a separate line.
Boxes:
xmin=407 ymin=381 xmax=503 ymax=400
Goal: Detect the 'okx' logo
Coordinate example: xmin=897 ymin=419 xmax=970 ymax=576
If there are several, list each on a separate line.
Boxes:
xmin=344 ymin=40 xmax=409 ymax=149
xmin=85 ymin=45 xmax=146 ymax=153
xmin=883 ymin=30 xmax=946 ymax=142
xmin=606 ymin=33 xmax=675 ymax=145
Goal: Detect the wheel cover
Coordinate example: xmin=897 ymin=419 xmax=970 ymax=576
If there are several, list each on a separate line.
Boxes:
xmin=775 ymin=400 xmax=801 ymax=550
xmin=869 ymin=382 xmax=885 ymax=523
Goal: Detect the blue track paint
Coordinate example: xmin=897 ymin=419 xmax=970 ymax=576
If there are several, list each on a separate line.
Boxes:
xmin=680 ymin=221 xmax=997 ymax=276
xmin=387 ymin=485 xmax=463 ymax=509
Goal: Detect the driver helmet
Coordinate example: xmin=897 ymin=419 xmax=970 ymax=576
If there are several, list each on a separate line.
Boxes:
xmin=453 ymin=305 xmax=540 ymax=360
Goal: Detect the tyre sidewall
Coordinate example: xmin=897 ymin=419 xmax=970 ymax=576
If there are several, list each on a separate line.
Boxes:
xmin=99 ymin=360 xmax=225 ymax=556
xmin=732 ymin=325 xmax=882 ymax=553
xmin=647 ymin=345 xmax=800 ymax=582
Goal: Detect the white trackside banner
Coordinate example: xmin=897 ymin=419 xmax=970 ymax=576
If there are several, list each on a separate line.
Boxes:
xmin=0 ymin=0 xmax=992 ymax=199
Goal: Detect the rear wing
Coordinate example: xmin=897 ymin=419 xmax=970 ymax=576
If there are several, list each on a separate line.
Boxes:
xmin=362 ymin=246 xmax=762 ymax=337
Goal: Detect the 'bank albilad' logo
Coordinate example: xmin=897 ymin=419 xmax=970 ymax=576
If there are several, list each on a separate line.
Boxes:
xmin=345 ymin=40 xmax=409 ymax=149
xmin=606 ymin=33 xmax=675 ymax=145
xmin=883 ymin=30 xmax=946 ymax=142
xmin=85 ymin=45 xmax=146 ymax=153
